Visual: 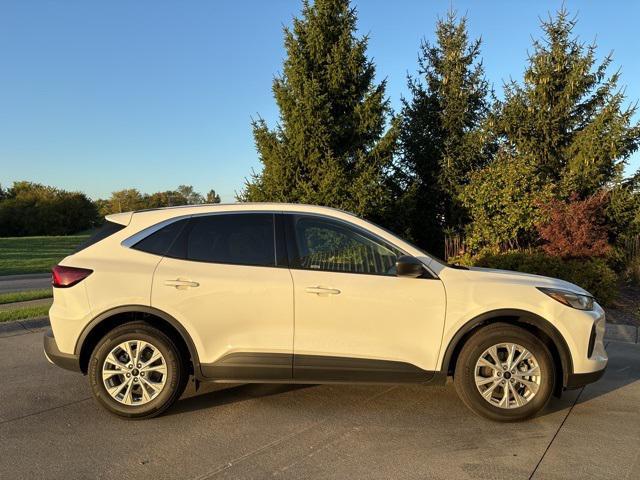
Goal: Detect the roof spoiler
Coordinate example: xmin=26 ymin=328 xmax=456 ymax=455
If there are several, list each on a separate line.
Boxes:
xmin=104 ymin=211 xmax=133 ymax=226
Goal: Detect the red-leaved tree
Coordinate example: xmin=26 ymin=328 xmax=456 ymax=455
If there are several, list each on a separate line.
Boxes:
xmin=536 ymin=193 xmax=611 ymax=258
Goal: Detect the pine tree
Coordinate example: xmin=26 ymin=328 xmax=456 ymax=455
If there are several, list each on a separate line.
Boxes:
xmin=241 ymin=0 xmax=396 ymax=218
xmin=463 ymin=8 xmax=640 ymax=251
xmin=495 ymin=8 xmax=640 ymax=197
xmin=206 ymin=189 xmax=221 ymax=204
xmin=394 ymin=11 xmax=490 ymax=254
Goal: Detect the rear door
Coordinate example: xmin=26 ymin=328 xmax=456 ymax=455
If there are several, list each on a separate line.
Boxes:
xmin=285 ymin=213 xmax=446 ymax=381
xmin=149 ymin=212 xmax=294 ymax=380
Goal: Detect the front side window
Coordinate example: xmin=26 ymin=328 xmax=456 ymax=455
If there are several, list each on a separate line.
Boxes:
xmin=291 ymin=215 xmax=402 ymax=275
xmin=170 ymin=213 xmax=276 ymax=267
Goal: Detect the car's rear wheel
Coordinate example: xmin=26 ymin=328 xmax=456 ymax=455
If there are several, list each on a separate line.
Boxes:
xmin=454 ymin=323 xmax=555 ymax=422
xmin=89 ymin=322 xmax=188 ymax=419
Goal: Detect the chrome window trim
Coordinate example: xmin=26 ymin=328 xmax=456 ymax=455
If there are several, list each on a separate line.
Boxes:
xmin=120 ymin=209 xmax=439 ymax=279
xmin=121 ymin=216 xmax=191 ymax=248
xmin=120 ymin=210 xmax=279 ymax=249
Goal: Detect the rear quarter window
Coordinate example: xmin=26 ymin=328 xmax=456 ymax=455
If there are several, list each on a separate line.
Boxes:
xmin=131 ymin=219 xmax=189 ymax=256
xmin=74 ymin=221 xmax=126 ymax=253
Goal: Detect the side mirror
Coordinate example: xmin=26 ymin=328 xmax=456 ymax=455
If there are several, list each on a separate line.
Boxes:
xmin=396 ymin=255 xmax=425 ymax=278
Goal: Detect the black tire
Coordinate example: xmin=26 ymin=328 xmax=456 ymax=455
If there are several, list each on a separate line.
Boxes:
xmin=454 ymin=323 xmax=555 ymax=422
xmin=89 ymin=322 xmax=189 ymax=419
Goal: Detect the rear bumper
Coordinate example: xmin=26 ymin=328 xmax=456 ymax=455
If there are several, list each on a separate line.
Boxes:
xmin=565 ymin=367 xmax=606 ymax=389
xmin=43 ymin=328 xmax=81 ymax=372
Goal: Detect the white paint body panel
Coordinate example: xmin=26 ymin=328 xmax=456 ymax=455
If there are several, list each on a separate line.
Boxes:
xmin=48 ymin=203 xmax=607 ymax=379
xmin=290 ymin=269 xmax=446 ymax=371
xmin=151 ymin=257 xmax=294 ymax=364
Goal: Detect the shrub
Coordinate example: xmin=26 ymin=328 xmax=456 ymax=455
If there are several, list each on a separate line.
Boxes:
xmin=606 ymin=177 xmax=640 ymax=244
xmin=604 ymin=246 xmax=628 ymax=274
xmin=0 ymin=182 xmax=98 ymax=236
xmin=451 ymin=250 xmax=618 ymax=305
xmin=536 ymin=192 xmax=611 ymax=258
xmin=460 ymin=150 xmax=552 ymax=251
xmin=626 ymin=256 xmax=640 ymax=285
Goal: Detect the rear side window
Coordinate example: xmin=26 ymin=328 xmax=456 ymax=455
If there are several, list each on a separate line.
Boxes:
xmin=132 ymin=219 xmax=188 ymax=256
xmin=74 ymin=221 xmax=126 ymax=253
xmin=169 ymin=213 xmax=276 ymax=267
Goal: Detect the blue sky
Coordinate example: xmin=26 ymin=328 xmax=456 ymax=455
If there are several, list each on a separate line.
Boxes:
xmin=1 ymin=1 xmax=639 ymax=202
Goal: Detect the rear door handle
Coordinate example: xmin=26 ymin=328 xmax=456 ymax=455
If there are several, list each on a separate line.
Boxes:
xmin=164 ymin=279 xmax=200 ymax=289
xmin=305 ymin=286 xmax=341 ymax=295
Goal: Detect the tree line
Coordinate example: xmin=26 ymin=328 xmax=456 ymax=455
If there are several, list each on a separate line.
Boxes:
xmin=243 ymin=1 xmax=639 ymax=254
xmin=240 ymin=0 xmax=640 ymax=302
xmin=0 ymin=182 xmax=220 ymax=236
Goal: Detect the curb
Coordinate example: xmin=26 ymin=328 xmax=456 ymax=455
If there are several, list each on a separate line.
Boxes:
xmin=0 ymin=316 xmax=49 ymax=337
xmin=605 ymin=323 xmax=639 ymax=344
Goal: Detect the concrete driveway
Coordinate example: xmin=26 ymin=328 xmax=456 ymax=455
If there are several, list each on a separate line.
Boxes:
xmin=0 ymin=326 xmax=638 ymax=480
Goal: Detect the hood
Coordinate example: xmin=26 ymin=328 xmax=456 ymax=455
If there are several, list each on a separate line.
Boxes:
xmin=460 ymin=266 xmax=592 ymax=296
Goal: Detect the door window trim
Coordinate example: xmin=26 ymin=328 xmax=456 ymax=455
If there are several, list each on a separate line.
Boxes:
xmin=120 ymin=209 xmax=438 ymax=277
xmin=123 ymin=211 xmax=288 ymax=269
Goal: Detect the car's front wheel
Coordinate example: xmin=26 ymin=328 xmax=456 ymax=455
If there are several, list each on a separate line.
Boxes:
xmin=88 ymin=322 xmax=188 ymax=419
xmin=454 ymin=323 xmax=555 ymax=422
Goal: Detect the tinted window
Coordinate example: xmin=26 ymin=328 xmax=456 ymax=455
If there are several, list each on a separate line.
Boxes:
xmin=133 ymin=219 xmax=188 ymax=256
xmin=291 ymin=215 xmax=402 ymax=275
xmin=173 ymin=214 xmax=276 ymax=267
xmin=74 ymin=221 xmax=125 ymax=253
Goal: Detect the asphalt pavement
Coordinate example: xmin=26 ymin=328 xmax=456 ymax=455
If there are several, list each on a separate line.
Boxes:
xmin=0 ymin=325 xmax=638 ymax=480
xmin=0 ymin=273 xmax=51 ymax=294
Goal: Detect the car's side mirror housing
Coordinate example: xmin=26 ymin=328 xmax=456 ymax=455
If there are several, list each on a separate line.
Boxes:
xmin=396 ymin=255 xmax=425 ymax=278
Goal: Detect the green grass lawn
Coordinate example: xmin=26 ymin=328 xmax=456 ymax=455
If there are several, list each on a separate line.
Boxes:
xmin=0 ymin=235 xmax=89 ymax=276
xmin=0 ymin=304 xmax=50 ymax=322
xmin=0 ymin=289 xmax=53 ymax=304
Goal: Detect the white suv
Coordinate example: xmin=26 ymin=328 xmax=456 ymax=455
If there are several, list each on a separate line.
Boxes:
xmin=44 ymin=203 xmax=607 ymax=421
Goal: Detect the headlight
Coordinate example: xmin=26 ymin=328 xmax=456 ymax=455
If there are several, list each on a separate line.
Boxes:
xmin=537 ymin=287 xmax=594 ymax=310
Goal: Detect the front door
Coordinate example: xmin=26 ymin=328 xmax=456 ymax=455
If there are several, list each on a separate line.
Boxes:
xmin=285 ymin=214 xmax=446 ymax=381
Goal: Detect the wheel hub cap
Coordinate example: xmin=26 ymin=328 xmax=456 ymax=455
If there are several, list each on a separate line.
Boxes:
xmin=102 ymin=339 xmax=167 ymax=406
xmin=474 ymin=342 xmax=541 ymax=409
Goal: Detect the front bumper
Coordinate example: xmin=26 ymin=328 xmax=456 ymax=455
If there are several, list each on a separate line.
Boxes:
xmin=566 ymin=367 xmax=606 ymax=389
xmin=560 ymin=304 xmax=607 ymax=389
xmin=43 ymin=328 xmax=81 ymax=372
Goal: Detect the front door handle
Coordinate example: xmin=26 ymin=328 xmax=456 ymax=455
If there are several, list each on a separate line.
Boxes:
xmin=305 ymin=286 xmax=341 ymax=295
xmin=164 ymin=279 xmax=200 ymax=289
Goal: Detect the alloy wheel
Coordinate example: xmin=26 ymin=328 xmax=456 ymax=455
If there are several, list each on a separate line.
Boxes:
xmin=474 ymin=342 xmax=541 ymax=409
xmin=102 ymin=339 xmax=167 ymax=405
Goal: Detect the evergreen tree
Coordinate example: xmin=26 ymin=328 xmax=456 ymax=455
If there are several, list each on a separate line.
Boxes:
xmin=495 ymin=8 xmax=640 ymax=197
xmin=206 ymin=189 xmax=221 ymax=204
xmin=606 ymin=172 xmax=640 ymax=244
xmin=461 ymin=148 xmax=552 ymax=251
xmin=394 ymin=11 xmax=490 ymax=254
xmin=241 ymin=0 xmax=396 ymax=218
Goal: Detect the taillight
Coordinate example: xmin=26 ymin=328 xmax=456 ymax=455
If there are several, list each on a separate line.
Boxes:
xmin=51 ymin=265 xmax=93 ymax=288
